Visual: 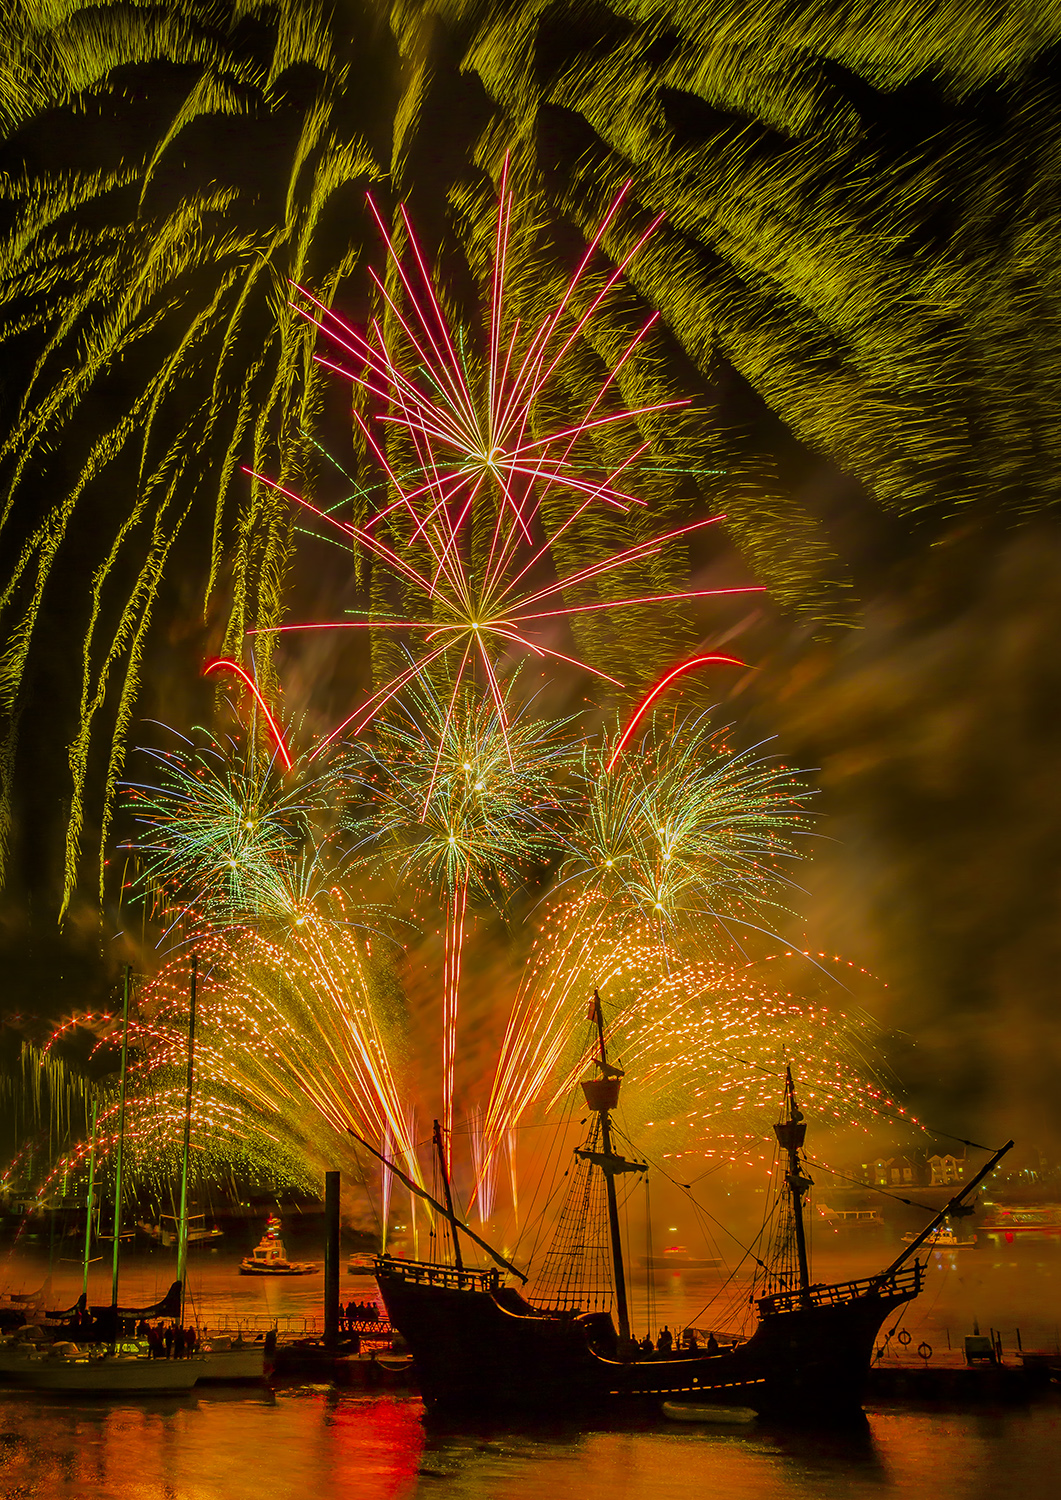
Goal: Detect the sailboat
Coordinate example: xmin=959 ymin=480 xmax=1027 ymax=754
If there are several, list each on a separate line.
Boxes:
xmin=0 ymin=970 xmax=200 ymax=1394
xmin=361 ymin=993 xmax=1011 ymax=1420
xmin=170 ymin=957 xmax=266 ymax=1381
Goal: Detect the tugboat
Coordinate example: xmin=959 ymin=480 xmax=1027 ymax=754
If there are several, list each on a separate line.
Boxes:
xmin=901 ymin=1223 xmax=978 ymax=1249
xmin=359 ymin=992 xmax=1011 ymax=1420
xmin=239 ymin=1215 xmax=319 ymax=1276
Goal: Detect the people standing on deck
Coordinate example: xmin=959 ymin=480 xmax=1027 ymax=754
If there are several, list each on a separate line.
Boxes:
xmin=706 ymin=1332 xmax=720 ymax=1356
xmin=656 ymin=1326 xmax=673 ymax=1355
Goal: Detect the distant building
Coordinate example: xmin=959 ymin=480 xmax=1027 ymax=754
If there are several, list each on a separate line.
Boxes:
xmin=865 ymin=1156 xmax=921 ymax=1187
xmin=928 ymin=1151 xmax=965 ymax=1185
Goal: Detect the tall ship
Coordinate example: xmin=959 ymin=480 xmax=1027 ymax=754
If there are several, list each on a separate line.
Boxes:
xmin=362 ymin=994 xmax=1010 ymax=1420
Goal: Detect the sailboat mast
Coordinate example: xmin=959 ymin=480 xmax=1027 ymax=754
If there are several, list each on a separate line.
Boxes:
xmin=176 ymin=955 xmax=198 ymax=1317
xmin=110 ymin=965 xmax=132 ymax=1320
xmin=81 ymin=1101 xmax=97 ymax=1302
xmin=433 ymin=1119 xmax=464 ymax=1273
xmin=585 ymin=990 xmax=633 ymax=1347
xmin=774 ymin=1066 xmax=812 ymax=1302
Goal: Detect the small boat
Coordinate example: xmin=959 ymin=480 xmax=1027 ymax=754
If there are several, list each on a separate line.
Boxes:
xmin=980 ymin=1205 xmax=1061 ymax=1234
xmin=239 ymin=1217 xmax=319 ymax=1277
xmin=196 ymin=1335 xmax=268 ymax=1381
xmin=638 ymin=1248 xmax=722 ymax=1272
xmin=138 ymin=1216 xmax=224 ymax=1250
xmin=901 ymin=1224 xmax=977 ymax=1249
xmin=347 ymin=1253 xmax=377 ymax=1276
xmin=817 ymin=1206 xmax=884 ymax=1230
xmin=663 ymin=1402 xmax=757 ymax=1424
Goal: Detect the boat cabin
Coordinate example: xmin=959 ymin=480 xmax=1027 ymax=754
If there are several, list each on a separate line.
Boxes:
xmin=248 ymin=1237 xmax=287 ymax=1266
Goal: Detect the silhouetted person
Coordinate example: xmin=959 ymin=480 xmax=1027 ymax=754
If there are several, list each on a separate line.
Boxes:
xmin=135 ymin=1317 xmax=149 ymax=1339
xmin=163 ymin=1324 xmax=174 ymax=1358
xmin=706 ymin=1332 xmax=720 ymax=1356
xmin=656 ymin=1326 xmax=673 ymax=1355
xmin=639 ymin=1334 xmax=654 ymax=1357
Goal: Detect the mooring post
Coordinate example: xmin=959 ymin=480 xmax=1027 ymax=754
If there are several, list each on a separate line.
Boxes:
xmin=324 ymin=1171 xmax=340 ymax=1349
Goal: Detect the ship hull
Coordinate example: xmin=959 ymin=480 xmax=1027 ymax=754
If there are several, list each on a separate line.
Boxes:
xmin=376 ymin=1265 xmax=919 ymax=1420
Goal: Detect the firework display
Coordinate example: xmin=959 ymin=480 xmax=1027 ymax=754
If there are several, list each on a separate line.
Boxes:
xmin=4 ymin=178 xmax=916 ymax=1229
xmin=4 ymin=1 xmax=1058 ymax=925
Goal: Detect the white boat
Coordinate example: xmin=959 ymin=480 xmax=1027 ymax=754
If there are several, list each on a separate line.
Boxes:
xmin=901 ymin=1225 xmax=977 ymax=1248
xmin=0 ymin=1340 xmax=201 ymax=1393
xmin=817 ymin=1206 xmax=885 ymax=1229
xmin=638 ymin=1246 xmax=721 ymax=1271
xmin=197 ymin=1336 xmax=267 ymax=1382
xmin=239 ymin=1220 xmax=318 ymax=1277
xmin=139 ymin=1217 xmax=224 ymax=1250
xmin=662 ymin=1401 xmax=757 ymax=1423
xmin=980 ymin=1205 xmax=1061 ymax=1234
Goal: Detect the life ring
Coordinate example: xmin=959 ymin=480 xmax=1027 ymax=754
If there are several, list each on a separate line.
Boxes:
xmin=897 ymin=1328 xmax=911 ymax=1346
xmin=917 ymin=1342 xmax=932 ymax=1362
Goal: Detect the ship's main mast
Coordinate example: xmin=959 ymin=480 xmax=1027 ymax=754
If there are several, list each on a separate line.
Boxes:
xmin=774 ymin=1066 xmax=813 ymax=1304
xmin=577 ymin=991 xmax=645 ymax=1351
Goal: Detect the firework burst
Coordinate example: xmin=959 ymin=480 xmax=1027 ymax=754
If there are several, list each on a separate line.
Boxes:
xmin=566 ymin=709 xmax=815 ymax=942
xmin=120 ymin=722 xmax=350 ymax=936
xmin=346 ymin=673 xmax=578 ymax=1156
xmin=248 ymin=168 xmax=761 ymax=748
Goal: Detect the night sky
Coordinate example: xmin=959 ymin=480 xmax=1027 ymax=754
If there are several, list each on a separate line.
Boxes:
xmin=3 ymin=2 xmax=1061 ymax=1143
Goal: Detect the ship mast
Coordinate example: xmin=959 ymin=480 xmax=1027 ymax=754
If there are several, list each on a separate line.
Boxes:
xmin=432 ymin=1119 xmax=464 ymax=1274
xmin=774 ymin=1066 xmax=813 ymax=1304
xmin=576 ymin=991 xmax=644 ymax=1351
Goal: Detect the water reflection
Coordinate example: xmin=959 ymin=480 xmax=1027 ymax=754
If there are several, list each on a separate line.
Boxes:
xmin=1 ymin=1241 xmax=1060 ymax=1498
xmin=1 ymin=1389 xmax=1058 ymax=1500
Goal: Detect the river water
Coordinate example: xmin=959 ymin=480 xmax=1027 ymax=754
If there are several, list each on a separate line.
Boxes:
xmin=1 ymin=1389 xmax=1059 ymax=1500
xmin=1 ymin=1235 xmax=1060 ymax=1499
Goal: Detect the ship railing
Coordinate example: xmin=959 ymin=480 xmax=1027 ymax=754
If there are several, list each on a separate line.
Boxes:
xmin=374 ymin=1255 xmax=501 ymax=1292
xmin=757 ymin=1263 xmax=923 ymax=1317
xmin=199 ymin=1312 xmax=395 ymax=1340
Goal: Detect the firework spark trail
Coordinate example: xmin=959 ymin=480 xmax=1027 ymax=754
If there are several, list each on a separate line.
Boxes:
xmin=202 ymin=658 xmax=292 ymax=769
xmin=605 ymin=655 xmax=749 ymax=772
xmin=346 ymin=675 xmax=578 ymax=1164
xmin=572 ymin=956 xmax=918 ymax=1162
xmin=441 ymin=879 xmax=469 ymax=1159
xmin=64 ymin=914 xmax=427 ymax=1200
xmin=480 ymin=900 xmax=912 ymax=1207
xmin=245 ymin=171 xmax=762 ymax=747
xmin=480 ymin=894 xmax=667 ymax=1181
xmin=476 ymin=710 xmax=815 ymax=1194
